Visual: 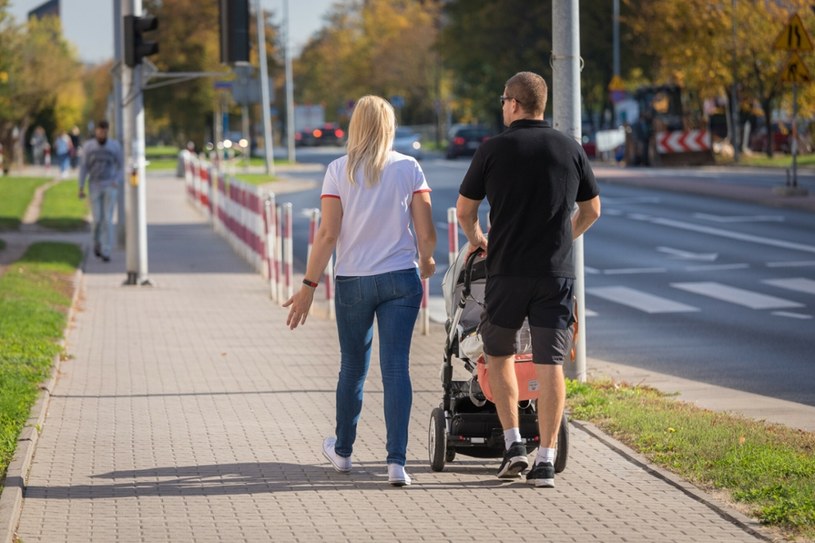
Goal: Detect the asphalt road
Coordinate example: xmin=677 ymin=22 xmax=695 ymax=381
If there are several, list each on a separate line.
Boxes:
xmin=281 ymin=148 xmax=815 ymax=407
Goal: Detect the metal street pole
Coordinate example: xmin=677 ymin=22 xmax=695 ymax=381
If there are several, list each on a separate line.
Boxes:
xmin=113 ymin=0 xmax=126 ymax=247
xmin=613 ymin=0 xmax=620 ymax=78
xmin=122 ymin=0 xmax=139 ymax=284
xmin=731 ymin=0 xmax=741 ymax=161
xmin=553 ymin=0 xmax=587 ymax=382
xmin=284 ymin=0 xmax=296 ymax=162
xmin=256 ymin=0 xmax=275 ymax=175
xmin=123 ymin=0 xmax=150 ymax=285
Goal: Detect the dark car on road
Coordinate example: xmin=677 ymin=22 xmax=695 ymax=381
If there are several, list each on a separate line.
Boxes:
xmin=295 ymin=123 xmax=346 ymax=147
xmin=446 ymin=125 xmax=493 ymax=159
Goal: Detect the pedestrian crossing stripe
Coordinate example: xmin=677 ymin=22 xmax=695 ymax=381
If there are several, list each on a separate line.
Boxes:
xmin=762 ymin=277 xmax=815 ymax=296
xmin=671 ymin=282 xmax=802 ymax=310
xmin=587 ymin=286 xmax=699 ymax=314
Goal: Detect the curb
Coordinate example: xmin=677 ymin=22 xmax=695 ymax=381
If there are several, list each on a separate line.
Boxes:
xmin=0 ymin=244 xmax=86 ymax=543
xmin=571 ymin=420 xmax=775 ymax=543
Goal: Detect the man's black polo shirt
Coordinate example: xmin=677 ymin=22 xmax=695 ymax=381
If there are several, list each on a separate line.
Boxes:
xmin=459 ymin=119 xmax=599 ymax=278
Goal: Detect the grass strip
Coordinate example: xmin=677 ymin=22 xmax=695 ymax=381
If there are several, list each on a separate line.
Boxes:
xmin=231 ymin=173 xmax=279 ymax=186
xmin=567 ymin=379 xmax=815 ymax=539
xmin=36 ymin=180 xmax=89 ymax=231
xmin=0 ymin=242 xmax=81 ymax=488
xmin=0 ymin=177 xmax=51 ymax=231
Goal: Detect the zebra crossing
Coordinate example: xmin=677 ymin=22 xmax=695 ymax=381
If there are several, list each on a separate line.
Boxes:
xmin=587 ymin=277 xmax=814 ymax=318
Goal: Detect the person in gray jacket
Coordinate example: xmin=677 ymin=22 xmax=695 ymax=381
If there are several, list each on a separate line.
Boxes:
xmin=78 ymin=120 xmax=124 ymax=262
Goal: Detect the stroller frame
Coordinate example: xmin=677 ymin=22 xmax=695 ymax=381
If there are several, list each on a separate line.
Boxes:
xmin=428 ymin=248 xmax=569 ymax=473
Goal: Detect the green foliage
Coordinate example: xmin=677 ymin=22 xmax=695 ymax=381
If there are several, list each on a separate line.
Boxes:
xmin=0 ymin=177 xmax=51 ymax=230
xmin=36 ymin=180 xmax=89 ymax=231
xmin=567 ymin=379 xmax=815 ymax=538
xmin=0 ymin=242 xmax=80 ymax=483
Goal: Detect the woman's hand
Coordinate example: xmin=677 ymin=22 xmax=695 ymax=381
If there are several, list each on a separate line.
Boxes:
xmin=419 ymin=256 xmax=436 ymax=280
xmin=283 ymin=286 xmax=316 ymax=330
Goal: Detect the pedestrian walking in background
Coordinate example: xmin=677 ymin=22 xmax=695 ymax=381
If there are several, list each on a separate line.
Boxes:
xmin=53 ymin=130 xmax=73 ymax=178
xmin=456 ymin=71 xmax=601 ymax=488
xmin=78 ymin=120 xmax=124 ymax=262
xmin=283 ymin=95 xmax=437 ymax=487
xmin=69 ymin=126 xmax=81 ymax=169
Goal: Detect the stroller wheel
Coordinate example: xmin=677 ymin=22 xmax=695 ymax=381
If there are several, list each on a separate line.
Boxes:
xmin=445 ymin=448 xmax=456 ymax=462
xmin=429 ymin=407 xmax=447 ymax=472
xmin=554 ymin=411 xmax=569 ymax=474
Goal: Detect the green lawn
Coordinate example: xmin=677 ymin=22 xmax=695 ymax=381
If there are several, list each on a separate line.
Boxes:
xmin=37 ymin=180 xmax=90 ymax=231
xmin=0 ymin=177 xmax=51 ymax=231
xmin=568 ymin=379 xmax=815 ymax=539
xmin=722 ymin=152 xmax=815 ymax=169
xmin=231 ymin=173 xmax=278 ymax=186
xmin=146 ymin=145 xmax=180 ymax=159
xmin=0 ymin=242 xmax=81 ymax=488
xmin=146 ymin=158 xmax=179 ymax=171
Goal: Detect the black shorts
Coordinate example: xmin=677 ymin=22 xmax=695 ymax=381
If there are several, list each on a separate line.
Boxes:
xmin=479 ymin=275 xmax=574 ymax=365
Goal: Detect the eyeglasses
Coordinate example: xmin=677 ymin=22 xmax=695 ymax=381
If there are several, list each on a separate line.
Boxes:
xmin=500 ymin=95 xmax=521 ymax=106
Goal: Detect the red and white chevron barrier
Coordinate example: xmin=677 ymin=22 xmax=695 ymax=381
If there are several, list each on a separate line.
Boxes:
xmin=656 ymin=129 xmax=711 ymax=154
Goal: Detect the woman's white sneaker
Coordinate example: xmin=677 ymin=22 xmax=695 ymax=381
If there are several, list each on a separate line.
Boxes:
xmin=322 ymin=437 xmax=351 ymax=473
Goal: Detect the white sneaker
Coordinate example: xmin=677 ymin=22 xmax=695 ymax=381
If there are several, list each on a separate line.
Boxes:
xmin=387 ymin=463 xmax=412 ymax=487
xmin=322 ymin=437 xmax=351 ymax=473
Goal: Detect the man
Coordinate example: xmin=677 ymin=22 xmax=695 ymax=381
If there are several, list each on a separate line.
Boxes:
xmin=79 ymin=120 xmax=124 ymax=262
xmin=456 ymin=71 xmax=601 ymax=488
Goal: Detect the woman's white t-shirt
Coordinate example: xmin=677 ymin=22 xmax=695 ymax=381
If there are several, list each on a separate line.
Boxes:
xmin=321 ymin=150 xmax=431 ymax=277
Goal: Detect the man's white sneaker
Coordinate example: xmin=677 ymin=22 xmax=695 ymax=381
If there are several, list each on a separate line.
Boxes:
xmin=322 ymin=437 xmax=351 ymax=473
xmin=387 ymin=463 xmax=411 ymax=487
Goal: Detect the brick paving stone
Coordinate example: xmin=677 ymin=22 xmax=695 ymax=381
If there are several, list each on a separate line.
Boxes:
xmin=13 ymin=174 xmax=773 ymax=543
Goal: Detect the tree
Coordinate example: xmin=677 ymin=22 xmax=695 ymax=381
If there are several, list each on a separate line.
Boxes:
xmin=295 ymin=0 xmax=440 ymax=126
xmin=0 ymin=13 xmax=82 ymax=170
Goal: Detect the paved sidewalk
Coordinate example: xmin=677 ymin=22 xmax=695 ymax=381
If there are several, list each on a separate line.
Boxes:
xmin=10 ymin=174 xmax=775 ymax=542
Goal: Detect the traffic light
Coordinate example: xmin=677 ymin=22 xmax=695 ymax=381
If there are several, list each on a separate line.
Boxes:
xmin=219 ymin=0 xmax=249 ymax=64
xmin=124 ymin=14 xmax=159 ymax=68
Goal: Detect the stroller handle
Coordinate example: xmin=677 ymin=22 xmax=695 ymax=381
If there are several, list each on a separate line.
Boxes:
xmin=461 ymin=247 xmax=484 ymax=301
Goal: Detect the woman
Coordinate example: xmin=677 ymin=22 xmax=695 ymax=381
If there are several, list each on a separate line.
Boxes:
xmin=284 ymin=95 xmax=436 ymax=487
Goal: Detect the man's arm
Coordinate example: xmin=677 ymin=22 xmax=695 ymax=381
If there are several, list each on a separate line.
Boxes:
xmin=78 ymin=142 xmax=88 ymax=196
xmin=572 ymin=195 xmax=601 ymax=239
xmin=456 ymin=194 xmax=488 ymax=253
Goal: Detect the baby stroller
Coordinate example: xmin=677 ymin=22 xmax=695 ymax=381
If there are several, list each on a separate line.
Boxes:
xmin=428 ymin=245 xmax=569 ymax=473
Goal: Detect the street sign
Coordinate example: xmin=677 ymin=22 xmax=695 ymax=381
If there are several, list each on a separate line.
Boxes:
xmin=781 ymin=52 xmax=812 ymax=83
xmin=773 ymin=13 xmax=813 ymax=51
xmin=607 ymin=75 xmax=625 ymax=91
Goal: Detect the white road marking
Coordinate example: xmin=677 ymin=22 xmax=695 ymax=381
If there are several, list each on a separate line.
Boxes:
xmin=587 ymin=286 xmax=699 ymax=313
xmin=763 ymin=278 xmax=815 ymax=296
xmin=657 ymin=246 xmax=718 ymax=261
xmin=671 ymin=282 xmax=803 ymax=309
xmin=772 ymin=311 xmax=813 ymax=320
xmin=603 ymin=267 xmax=667 ymax=275
xmin=649 ymin=217 xmax=815 ymax=255
xmin=766 ymin=260 xmax=815 ymax=268
xmin=685 ymin=263 xmax=749 ymax=272
xmin=584 ymin=308 xmax=599 ymax=317
xmin=694 ymin=213 xmax=785 ymax=223
xmin=585 ymin=266 xmax=602 ymax=274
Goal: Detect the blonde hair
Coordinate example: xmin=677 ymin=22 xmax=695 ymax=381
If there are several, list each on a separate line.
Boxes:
xmin=345 ymin=95 xmax=396 ymax=187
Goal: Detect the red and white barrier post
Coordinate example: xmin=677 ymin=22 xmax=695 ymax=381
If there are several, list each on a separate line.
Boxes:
xmin=447 ymin=207 xmax=459 ymax=267
xmin=307 ymin=208 xmax=319 ymax=262
xmin=275 ymin=204 xmax=284 ymax=302
xmin=283 ymin=202 xmax=294 ymax=300
xmin=264 ymin=193 xmax=278 ymax=301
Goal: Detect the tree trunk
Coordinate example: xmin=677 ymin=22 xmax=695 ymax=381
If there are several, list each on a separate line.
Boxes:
xmin=762 ymin=101 xmax=773 ymax=158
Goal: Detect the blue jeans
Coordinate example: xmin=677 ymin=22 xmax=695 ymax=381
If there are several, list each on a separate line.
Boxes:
xmin=333 ymin=268 xmax=423 ymax=466
xmin=90 ymin=185 xmax=118 ymax=257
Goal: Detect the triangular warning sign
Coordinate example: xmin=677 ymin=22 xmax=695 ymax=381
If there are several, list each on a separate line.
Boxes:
xmin=781 ymin=52 xmax=812 ymax=83
xmin=773 ymin=14 xmax=814 ymax=51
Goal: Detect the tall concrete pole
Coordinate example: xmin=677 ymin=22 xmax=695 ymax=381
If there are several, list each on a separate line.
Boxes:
xmin=114 ymin=0 xmax=126 ymax=247
xmin=123 ymin=0 xmax=150 ymax=285
xmin=256 ymin=0 xmax=275 ymax=175
xmin=122 ymin=0 xmax=138 ymax=284
xmin=553 ymin=0 xmax=587 ymax=382
xmin=731 ymin=0 xmax=741 ymax=161
xmin=284 ymin=0 xmax=296 ymax=162
xmin=612 ymin=0 xmax=620 ymax=78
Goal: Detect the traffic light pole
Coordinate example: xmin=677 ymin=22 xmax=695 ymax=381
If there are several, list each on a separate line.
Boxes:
xmin=122 ymin=0 xmax=150 ymax=286
xmin=553 ymin=0 xmax=586 ymax=382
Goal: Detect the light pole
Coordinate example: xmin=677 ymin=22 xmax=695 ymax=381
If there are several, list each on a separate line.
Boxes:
xmin=284 ymin=0 xmax=296 ymax=163
xmin=256 ymin=0 xmax=275 ymax=175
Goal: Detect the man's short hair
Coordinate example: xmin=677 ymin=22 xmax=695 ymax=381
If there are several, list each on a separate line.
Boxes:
xmin=505 ymin=72 xmax=548 ymax=116
xmin=97 ymin=120 xmax=110 ymax=130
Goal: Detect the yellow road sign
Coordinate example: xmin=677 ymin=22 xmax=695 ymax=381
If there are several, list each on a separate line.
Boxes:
xmin=773 ymin=13 xmax=813 ymax=51
xmin=781 ymin=52 xmax=811 ymax=83
xmin=607 ymin=75 xmax=625 ymax=92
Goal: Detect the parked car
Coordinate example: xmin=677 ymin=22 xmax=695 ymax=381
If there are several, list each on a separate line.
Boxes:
xmin=295 ymin=123 xmax=346 ymax=147
xmin=392 ymin=127 xmax=423 ymax=159
xmin=749 ymin=121 xmax=790 ymax=154
xmin=446 ymin=125 xmax=492 ymax=159
xmin=581 ymin=132 xmax=597 ymax=159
